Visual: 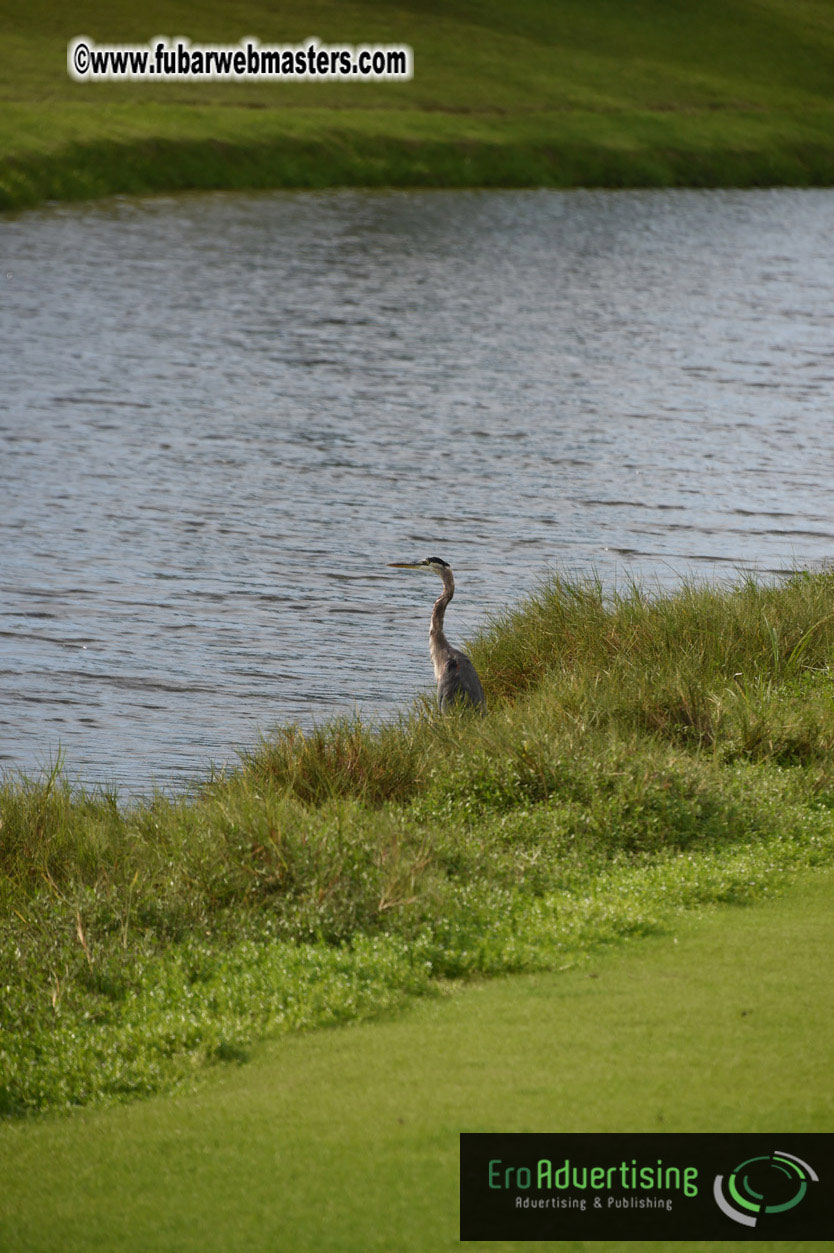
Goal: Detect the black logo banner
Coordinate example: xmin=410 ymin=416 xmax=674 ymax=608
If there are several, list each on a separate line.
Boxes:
xmin=460 ymin=1133 xmax=833 ymax=1241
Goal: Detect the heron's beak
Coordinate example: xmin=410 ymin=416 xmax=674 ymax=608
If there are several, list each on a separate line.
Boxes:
xmin=388 ymin=560 xmax=424 ymax=569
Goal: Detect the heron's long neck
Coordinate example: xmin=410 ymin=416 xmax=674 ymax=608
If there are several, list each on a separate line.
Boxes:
xmin=429 ymin=568 xmax=455 ymax=679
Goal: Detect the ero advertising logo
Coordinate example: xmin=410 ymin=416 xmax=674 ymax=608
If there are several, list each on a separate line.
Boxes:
xmin=713 ymin=1149 xmax=818 ymax=1228
xmin=460 ymin=1133 xmax=833 ymax=1241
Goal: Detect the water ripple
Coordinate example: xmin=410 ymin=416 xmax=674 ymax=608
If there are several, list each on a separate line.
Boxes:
xmin=2 ymin=187 xmax=834 ymax=790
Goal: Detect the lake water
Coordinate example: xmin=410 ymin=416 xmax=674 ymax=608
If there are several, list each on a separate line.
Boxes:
xmin=2 ymin=188 xmax=833 ymax=793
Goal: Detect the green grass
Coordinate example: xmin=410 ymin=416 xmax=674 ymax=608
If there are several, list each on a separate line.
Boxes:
xmin=3 ymin=0 xmax=834 ymax=208
xmin=0 ymin=867 xmax=831 ymax=1252
xmin=4 ymin=568 xmax=834 ymax=1117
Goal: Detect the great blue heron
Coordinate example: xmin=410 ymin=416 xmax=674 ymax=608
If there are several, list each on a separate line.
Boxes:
xmin=388 ymin=557 xmax=486 ymax=714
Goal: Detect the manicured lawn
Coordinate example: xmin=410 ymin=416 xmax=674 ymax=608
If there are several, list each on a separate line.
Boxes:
xmin=1 ymin=868 xmax=830 ymax=1252
xmin=2 ymin=0 xmax=834 ymax=207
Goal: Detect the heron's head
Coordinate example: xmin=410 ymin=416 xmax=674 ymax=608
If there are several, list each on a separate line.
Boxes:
xmin=388 ymin=556 xmax=451 ymax=577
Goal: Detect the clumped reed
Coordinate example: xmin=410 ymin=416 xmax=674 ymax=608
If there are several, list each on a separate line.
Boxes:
xmin=3 ymin=568 xmax=834 ymax=1115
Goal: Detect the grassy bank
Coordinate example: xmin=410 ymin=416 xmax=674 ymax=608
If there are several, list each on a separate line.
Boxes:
xmin=2 ymin=0 xmax=834 ymax=210
xmin=3 ymin=569 xmax=834 ymax=1116
xmin=1 ymin=869 xmax=831 ymax=1252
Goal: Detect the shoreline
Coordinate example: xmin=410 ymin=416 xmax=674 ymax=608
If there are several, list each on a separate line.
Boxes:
xmin=4 ymin=105 xmax=834 ymax=213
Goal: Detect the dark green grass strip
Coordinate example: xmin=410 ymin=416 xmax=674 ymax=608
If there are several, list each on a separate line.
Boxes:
xmin=0 ymin=868 xmax=830 ymax=1253
xmin=4 ymin=108 xmax=834 ymax=211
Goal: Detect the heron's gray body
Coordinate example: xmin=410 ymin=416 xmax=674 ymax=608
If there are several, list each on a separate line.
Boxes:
xmin=389 ymin=556 xmax=486 ymax=715
xmin=436 ymin=649 xmax=486 ymax=713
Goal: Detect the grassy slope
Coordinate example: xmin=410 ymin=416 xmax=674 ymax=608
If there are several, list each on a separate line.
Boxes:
xmin=0 ymin=868 xmax=831 ymax=1253
xmin=2 ymin=0 xmax=834 ymax=207
xmin=4 ymin=570 xmax=834 ymax=1117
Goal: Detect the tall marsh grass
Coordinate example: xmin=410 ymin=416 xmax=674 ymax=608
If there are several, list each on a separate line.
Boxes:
xmin=3 ymin=570 xmax=834 ymax=1115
